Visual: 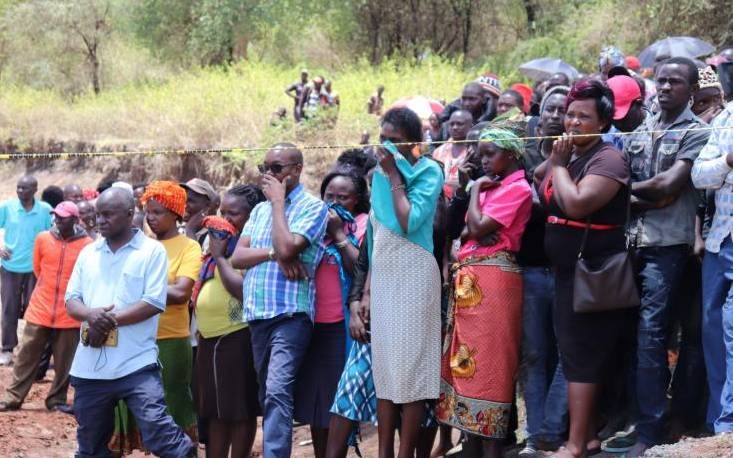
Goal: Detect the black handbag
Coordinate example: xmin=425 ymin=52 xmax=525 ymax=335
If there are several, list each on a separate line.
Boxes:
xmin=572 ymin=182 xmax=640 ymax=313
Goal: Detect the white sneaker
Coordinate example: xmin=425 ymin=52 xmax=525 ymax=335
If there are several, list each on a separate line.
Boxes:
xmin=0 ymin=352 xmax=13 ymax=366
xmin=518 ymin=443 xmax=539 ymax=457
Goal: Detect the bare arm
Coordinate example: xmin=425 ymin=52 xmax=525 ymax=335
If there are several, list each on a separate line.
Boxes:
xmin=114 ymin=301 xmax=162 ymax=326
xmin=167 ymin=276 xmax=195 ymax=305
xmin=465 ymin=180 xmax=502 ymax=239
xmin=631 ymin=160 xmax=692 ymax=201
xmin=230 ymin=236 xmax=270 ymax=269
xmin=214 ymin=256 xmax=244 ymax=302
xmin=551 ymin=166 xmax=623 ymax=220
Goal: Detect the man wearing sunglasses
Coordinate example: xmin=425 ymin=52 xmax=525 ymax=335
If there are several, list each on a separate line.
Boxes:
xmin=232 ymin=143 xmax=328 ymax=458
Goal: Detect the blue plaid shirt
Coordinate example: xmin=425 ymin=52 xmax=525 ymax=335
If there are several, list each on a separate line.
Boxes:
xmin=692 ymin=102 xmax=733 ymax=253
xmin=241 ymin=184 xmax=328 ymax=321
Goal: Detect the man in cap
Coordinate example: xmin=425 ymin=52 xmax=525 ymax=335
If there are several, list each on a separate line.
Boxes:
xmin=692 ymin=66 xmax=725 ymax=123
xmin=0 ymin=201 xmax=91 ymax=413
xmin=606 ymin=74 xmax=647 ymax=149
xmin=181 ymin=178 xmax=218 ymax=247
xmin=0 ymin=175 xmax=53 ymax=366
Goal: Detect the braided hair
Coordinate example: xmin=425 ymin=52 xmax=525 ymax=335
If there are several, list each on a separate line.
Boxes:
xmin=226 ymin=184 xmax=266 ymax=210
xmin=320 ymin=170 xmax=371 ymax=215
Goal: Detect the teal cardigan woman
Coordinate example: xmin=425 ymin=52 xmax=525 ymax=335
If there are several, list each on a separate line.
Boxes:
xmin=368 ymin=107 xmax=443 ymax=457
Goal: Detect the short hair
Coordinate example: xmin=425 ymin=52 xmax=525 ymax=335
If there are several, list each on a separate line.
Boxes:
xmin=502 ymin=90 xmax=525 ymax=108
xmin=226 ymin=184 xmax=266 ymax=210
xmin=269 ymin=142 xmax=303 ymax=164
xmin=41 ymin=185 xmax=64 ymax=208
xmin=320 ymin=170 xmax=370 ymax=215
xmin=381 ymin=107 xmax=423 ymax=143
xmin=659 ymin=56 xmax=699 ymax=86
xmin=450 ymin=109 xmax=474 ymax=121
xmin=566 ymin=78 xmax=615 ymax=132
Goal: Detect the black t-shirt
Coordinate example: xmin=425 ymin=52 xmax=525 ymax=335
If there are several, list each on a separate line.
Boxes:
xmin=540 ymin=141 xmax=630 ymax=267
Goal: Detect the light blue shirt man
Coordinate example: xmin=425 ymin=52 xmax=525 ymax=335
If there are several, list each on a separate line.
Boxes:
xmin=0 ymin=198 xmax=52 ymax=273
xmin=65 ymin=229 xmax=168 ymax=380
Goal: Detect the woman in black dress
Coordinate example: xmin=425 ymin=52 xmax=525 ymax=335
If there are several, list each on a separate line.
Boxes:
xmin=534 ymin=79 xmax=636 ymax=458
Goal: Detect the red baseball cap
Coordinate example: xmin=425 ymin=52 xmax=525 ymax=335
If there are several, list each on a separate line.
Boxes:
xmin=51 ymin=201 xmax=80 ymax=218
xmin=607 ymin=75 xmax=641 ymax=121
xmin=625 ymin=55 xmax=641 ymax=71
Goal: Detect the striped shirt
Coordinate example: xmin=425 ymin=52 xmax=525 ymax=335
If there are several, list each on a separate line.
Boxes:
xmin=241 ymin=184 xmax=328 ymax=322
xmin=691 ymin=103 xmax=733 ymax=253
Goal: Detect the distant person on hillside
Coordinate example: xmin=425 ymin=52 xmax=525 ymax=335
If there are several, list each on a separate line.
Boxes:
xmin=0 ymin=175 xmax=53 ymax=366
xmin=63 ymin=184 xmax=84 ymax=204
xmin=323 ymin=80 xmax=340 ymax=126
xmin=300 ymin=76 xmax=329 ymax=121
xmin=285 ymin=69 xmax=309 ymax=122
xmin=368 ymin=85 xmax=385 ymax=115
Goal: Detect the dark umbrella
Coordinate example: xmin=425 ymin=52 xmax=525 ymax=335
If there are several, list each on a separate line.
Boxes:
xmin=519 ymin=58 xmax=580 ymax=81
xmin=638 ymin=36 xmax=715 ymax=68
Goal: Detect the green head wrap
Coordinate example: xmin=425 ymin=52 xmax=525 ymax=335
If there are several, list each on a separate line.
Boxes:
xmin=478 ymin=127 xmax=524 ymax=160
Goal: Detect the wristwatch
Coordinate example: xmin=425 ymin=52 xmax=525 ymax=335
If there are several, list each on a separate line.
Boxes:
xmin=268 ymin=248 xmax=276 ymax=261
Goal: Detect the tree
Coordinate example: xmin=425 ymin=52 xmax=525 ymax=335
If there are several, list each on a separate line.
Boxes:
xmin=0 ymin=0 xmax=112 ymax=94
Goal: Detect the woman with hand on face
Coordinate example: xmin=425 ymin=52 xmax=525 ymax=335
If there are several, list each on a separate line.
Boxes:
xmin=110 ymin=181 xmax=203 ymax=454
xmin=295 ymin=171 xmax=370 ymax=458
xmin=368 ymin=107 xmax=444 ymax=458
xmin=535 ymin=79 xmax=634 ymax=458
xmin=436 ymin=125 xmax=533 ymax=458
xmin=192 ymin=185 xmax=265 ymax=458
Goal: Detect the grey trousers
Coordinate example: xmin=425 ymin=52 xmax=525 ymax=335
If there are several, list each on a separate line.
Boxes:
xmin=0 ymin=268 xmax=36 ymax=352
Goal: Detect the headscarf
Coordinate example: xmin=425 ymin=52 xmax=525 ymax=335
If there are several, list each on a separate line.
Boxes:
xmin=141 ymin=180 xmax=187 ymax=218
xmin=479 ymin=126 xmax=524 ymax=160
xmin=190 ymin=216 xmax=239 ymax=308
xmin=599 ymin=46 xmax=625 ymax=72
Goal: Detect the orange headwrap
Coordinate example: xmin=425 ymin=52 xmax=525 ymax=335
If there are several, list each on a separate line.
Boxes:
xmin=202 ymin=216 xmax=237 ymax=235
xmin=141 ymin=180 xmax=187 ymax=218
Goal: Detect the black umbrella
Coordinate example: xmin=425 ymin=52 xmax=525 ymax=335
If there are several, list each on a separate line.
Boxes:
xmin=638 ymin=36 xmax=715 ymax=68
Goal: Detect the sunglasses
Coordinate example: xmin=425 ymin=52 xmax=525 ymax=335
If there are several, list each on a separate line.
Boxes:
xmin=208 ymin=229 xmax=230 ymax=240
xmin=257 ymin=162 xmax=299 ymax=174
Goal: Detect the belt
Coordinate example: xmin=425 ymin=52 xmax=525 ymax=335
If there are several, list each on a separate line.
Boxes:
xmin=547 ymin=215 xmax=619 ymax=231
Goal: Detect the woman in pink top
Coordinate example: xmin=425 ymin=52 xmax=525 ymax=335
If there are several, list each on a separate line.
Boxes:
xmin=294 ymin=170 xmax=369 ymax=458
xmin=436 ymin=125 xmax=532 ymax=458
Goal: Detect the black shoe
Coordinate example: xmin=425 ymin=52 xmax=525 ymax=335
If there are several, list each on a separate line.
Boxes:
xmin=49 ymin=404 xmax=74 ymax=415
xmin=0 ymin=401 xmax=20 ymax=412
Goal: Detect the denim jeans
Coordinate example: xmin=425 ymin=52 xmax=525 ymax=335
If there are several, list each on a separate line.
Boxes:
xmin=669 ymin=256 xmax=707 ymax=429
xmin=521 ymin=267 xmax=568 ymax=444
xmin=634 ymin=245 xmax=688 ymax=446
xmin=70 ymin=363 xmax=194 ymax=458
xmin=702 ymin=236 xmax=733 ymax=433
xmin=250 ymin=313 xmax=313 ymax=458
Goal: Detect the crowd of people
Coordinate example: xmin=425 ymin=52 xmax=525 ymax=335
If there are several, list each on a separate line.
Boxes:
xmin=0 ymin=44 xmax=732 ymax=458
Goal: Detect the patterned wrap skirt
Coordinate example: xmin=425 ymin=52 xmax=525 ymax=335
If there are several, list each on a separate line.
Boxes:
xmin=436 ymin=252 xmax=523 ymax=439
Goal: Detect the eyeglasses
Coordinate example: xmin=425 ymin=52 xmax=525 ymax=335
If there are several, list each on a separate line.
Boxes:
xmin=257 ymin=162 xmax=299 ymax=174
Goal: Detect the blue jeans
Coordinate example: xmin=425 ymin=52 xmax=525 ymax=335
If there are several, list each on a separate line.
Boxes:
xmin=250 ymin=313 xmax=313 ymax=458
xmin=70 ymin=363 xmax=193 ymax=458
xmin=521 ymin=267 xmax=568 ymax=444
xmin=702 ymin=237 xmax=733 ymax=433
xmin=634 ymin=245 xmax=688 ymax=446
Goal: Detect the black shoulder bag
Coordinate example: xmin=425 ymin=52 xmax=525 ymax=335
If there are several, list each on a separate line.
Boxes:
xmin=572 ymin=174 xmax=640 ymax=314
